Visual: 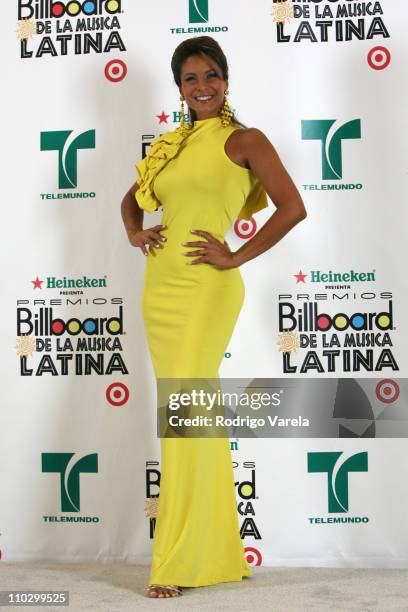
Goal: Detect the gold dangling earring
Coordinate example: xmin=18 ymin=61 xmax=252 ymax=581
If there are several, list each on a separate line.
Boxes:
xmin=219 ymin=90 xmax=233 ymax=127
xmin=179 ymin=95 xmax=191 ymax=136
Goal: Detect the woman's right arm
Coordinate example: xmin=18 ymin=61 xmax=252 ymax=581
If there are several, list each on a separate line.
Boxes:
xmin=121 ymin=182 xmax=166 ymax=256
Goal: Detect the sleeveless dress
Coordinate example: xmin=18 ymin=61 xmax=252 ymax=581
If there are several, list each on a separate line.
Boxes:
xmin=135 ymin=115 xmax=268 ymax=587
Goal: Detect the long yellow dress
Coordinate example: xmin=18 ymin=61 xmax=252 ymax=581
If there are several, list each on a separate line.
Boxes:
xmin=135 ymin=115 xmax=268 ymax=587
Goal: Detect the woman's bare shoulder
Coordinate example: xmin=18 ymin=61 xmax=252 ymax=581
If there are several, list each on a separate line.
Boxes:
xmin=231 ymin=125 xmax=269 ymax=144
xmin=228 ymin=127 xmax=272 ymax=163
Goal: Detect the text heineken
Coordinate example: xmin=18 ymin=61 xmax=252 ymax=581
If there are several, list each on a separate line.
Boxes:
xmin=47 ymin=276 xmax=107 ymax=289
xmin=311 ymin=270 xmax=375 ymax=283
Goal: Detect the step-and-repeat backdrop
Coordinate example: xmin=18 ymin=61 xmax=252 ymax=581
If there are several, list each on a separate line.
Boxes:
xmin=2 ymin=0 xmax=408 ymax=567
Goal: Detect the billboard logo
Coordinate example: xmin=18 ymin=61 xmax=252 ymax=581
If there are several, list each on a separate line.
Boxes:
xmin=18 ymin=0 xmax=121 ymax=19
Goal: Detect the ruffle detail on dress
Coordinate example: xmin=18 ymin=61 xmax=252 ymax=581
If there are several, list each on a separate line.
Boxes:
xmin=135 ymin=128 xmax=189 ymax=212
xmin=237 ymin=174 xmax=269 ymax=220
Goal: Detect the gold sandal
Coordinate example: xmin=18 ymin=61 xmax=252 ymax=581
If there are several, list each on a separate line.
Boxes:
xmin=145 ymin=584 xmax=183 ymax=597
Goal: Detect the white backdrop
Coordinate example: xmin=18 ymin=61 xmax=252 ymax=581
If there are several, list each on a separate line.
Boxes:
xmin=2 ymin=0 xmax=408 ymax=568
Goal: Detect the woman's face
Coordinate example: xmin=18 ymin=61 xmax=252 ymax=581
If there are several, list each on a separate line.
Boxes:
xmin=179 ymin=53 xmax=227 ymax=120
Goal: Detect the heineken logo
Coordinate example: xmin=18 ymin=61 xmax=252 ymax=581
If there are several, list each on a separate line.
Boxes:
xmin=294 ymin=270 xmax=376 ymax=284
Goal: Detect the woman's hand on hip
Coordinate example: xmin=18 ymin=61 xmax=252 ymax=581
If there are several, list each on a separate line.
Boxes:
xmin=182 ymin=230 xmax=238 ymax=269
xmin=128 ymin=224 xmax=167 ymax=256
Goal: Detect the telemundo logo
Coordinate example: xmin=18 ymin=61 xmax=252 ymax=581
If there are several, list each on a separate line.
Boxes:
xmin=307 ymin=451 xmax=369 ymax=524
xmin=40 ymin=129 xmax=96 ymax=198
xmin=301 ymin=118 xmax=363 ymax=191
xmin=189 ymin=0 xmax=208 ymax=23
xmin=170 ymin=0 xmax=228 ymax=35
xmin=42 ymin=452 xmax=99 ymax=521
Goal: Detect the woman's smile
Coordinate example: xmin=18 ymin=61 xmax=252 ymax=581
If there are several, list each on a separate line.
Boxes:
xmin=195 ymin=95 xmax=214 ymax=102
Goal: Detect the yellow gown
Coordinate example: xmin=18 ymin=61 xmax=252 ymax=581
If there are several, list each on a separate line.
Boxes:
xmin=135 ymin=115 xmax=268 ymax=587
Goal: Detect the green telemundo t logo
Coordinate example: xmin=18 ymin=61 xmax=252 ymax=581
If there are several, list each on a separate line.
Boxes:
xmin=40 ymin=129 xmax=95 ymax=189
xmin=301 ymin=119 xmax=361 ymax=180
xmin=189 ymin=0 xmax=208 ymax=23
xmin=308 ymin=451 xmax=368 ymax=513
xmin=42 ymin=452 xmax=98 ymax=512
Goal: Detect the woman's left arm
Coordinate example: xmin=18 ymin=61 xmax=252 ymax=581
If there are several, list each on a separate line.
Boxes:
xmin=231 ymin=128 xmax=307 ymax=267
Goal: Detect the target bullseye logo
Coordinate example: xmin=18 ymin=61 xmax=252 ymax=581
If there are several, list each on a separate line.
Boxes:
xmin=234 ymin=217 xmax=257 ymax=239
xmin=375 ymin=379 xmax=399 ymax=404
xmin=106 ymin=382 xmax=129 ymax=406
xmin=105 ymin=59 xmax=127 ymax=82
xmin=368 ymin=46 xmax=391 ymax=71
xmin=244 ymin=546 xmax=262 ymax=566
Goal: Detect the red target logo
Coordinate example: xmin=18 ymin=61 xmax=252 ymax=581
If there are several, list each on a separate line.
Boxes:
xmin=375 ymin=379 xmax=399 ymax=404
xmin=234 ymin=217 xmax=257 ymax=239
xmin=244 ymin=546 xmax=262 ymax=566
xmin=367 ymin=46 xmax=391 ymax=71
xmin=106 ymin=382 xmax=130 ymax=406
xmin=105 ymin=59 xmax=127 ymax=82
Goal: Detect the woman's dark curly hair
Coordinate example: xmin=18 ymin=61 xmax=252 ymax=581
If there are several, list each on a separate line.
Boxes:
xmin=170 ymin=36 xmax=244 ymax=127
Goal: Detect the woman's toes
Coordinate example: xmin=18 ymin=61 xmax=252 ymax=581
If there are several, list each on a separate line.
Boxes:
xmin=147 ymin=585 xmax=181 ymax=598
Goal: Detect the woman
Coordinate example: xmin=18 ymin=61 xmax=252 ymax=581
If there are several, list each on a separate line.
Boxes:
xmin=121 ymin=36 xmax=306 ymax=599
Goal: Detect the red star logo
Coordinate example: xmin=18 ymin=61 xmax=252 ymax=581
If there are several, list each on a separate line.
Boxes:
xmin=32 ymin=276 xmax=44 ymax=289
xmin=294 ymin=270 xmax=307 ymax=283
xmin=156 ymin=111 xmax=170 ymax=124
